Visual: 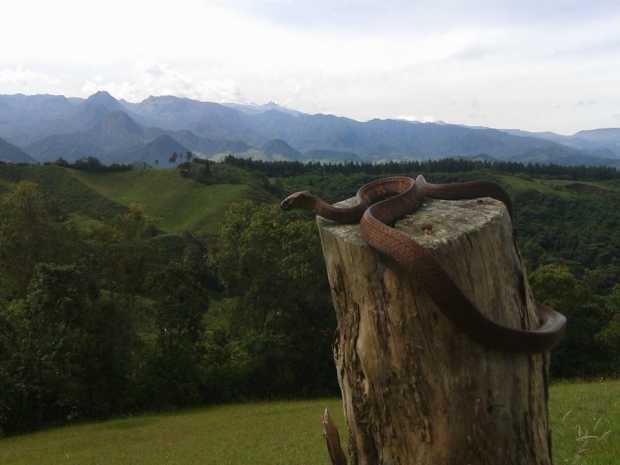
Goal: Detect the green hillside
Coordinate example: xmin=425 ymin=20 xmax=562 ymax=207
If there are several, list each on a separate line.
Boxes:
xmin=68 ymin=169 xmax=251 ymax=233
xmin=0 ymin=164 xmax=267 ymax=234
xmin=0 ymin=164 xmax=125 ymax=219
xmin=1 ymin=380 xmax=617 ymax=465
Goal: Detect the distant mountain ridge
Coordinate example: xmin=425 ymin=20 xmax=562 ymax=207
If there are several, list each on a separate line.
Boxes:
xmin=26 ymin=109 xmax=146 ymax=162
xmin=261 ymin=139 xmax=301 ymax=160
xmin=0 ymin=91 xmax=619 ymax=168
xmin=500 ymin=128 xmax=620 ymax=159
xmin=110 ymin=134 xmax=190 ymax=167
xmin=0 ymin=137 xmax=34 ymax=163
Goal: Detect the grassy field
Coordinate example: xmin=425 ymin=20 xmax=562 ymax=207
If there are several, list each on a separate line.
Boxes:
xmin=68 ymin=169 xmax=250 ymax=233
xmin=0 ymin=164 xmax=126 ymax=219
xmin=0 ymin=164 xmax=269 ymax=233
xmin=1 ymin=380 xmax=618 ymax=465
xmin=551 ymin=380 xmax=619 ymax=465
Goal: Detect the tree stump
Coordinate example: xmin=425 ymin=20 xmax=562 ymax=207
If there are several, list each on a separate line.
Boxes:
xmin=316 ymin=196 xmax=552 ymax=465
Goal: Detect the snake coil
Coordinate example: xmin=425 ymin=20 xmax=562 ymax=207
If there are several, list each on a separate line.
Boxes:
xmin=281 ymin=175 xmax=566 ymax=353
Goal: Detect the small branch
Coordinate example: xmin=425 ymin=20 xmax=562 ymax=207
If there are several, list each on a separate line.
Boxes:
xmin=322 ymin=408 xmax=347 ymax=465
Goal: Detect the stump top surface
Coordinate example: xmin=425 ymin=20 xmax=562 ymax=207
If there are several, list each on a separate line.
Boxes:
xmin=317 ymin=197 xmax=507 ymax=249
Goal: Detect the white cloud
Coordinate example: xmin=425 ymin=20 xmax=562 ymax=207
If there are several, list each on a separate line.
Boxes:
xmin=394 ymin=115 xmax=436 ymax=123
xmin=0 ymin=66 xmax=60 ymax=93
xmin=0 ymin=0 xmax=619 ymax=133
xmin=79 ymin=63 xmax=243 ymax=102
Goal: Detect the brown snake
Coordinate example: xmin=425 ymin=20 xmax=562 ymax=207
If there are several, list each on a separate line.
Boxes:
xmin=280 ymin=175 xmax=566 ymax=353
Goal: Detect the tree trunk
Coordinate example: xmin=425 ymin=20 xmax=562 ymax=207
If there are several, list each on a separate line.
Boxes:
xmin=316 ymin=196 xmax=553 ymax=465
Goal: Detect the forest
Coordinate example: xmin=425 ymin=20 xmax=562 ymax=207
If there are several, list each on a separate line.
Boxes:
xmin=0 ymin=156 xmax=619 ymax=436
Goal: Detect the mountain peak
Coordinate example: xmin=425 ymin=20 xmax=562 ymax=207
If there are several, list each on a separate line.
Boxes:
xmin=85 ymin=91 xmax=120 ymax=109
xmin=87 ymin=90 xmax=115 ymax=100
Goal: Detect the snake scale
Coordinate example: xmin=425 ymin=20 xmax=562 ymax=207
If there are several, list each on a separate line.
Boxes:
xmin=281 ymin=175 xmax=566 ymax=353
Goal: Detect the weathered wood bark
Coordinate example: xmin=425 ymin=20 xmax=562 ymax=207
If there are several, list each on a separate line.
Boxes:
xmin=317 ymin=197 xmax=552 ymax=465
xmin=323 ymin=408 xmax=348 ymax=465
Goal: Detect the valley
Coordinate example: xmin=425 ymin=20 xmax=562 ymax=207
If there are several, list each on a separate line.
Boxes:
xmin=0 ymin=156 xmax=618 ymax=450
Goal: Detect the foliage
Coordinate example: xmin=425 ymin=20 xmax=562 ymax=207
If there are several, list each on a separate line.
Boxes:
xmin=223 ymin=154 xmax=620 ymax=180
xmin=48 ymin=156 xmax=133 ymax=173
xmin=0 ymin=164 xmax=126 ymax=221
xmin=0 ymin=263 xmax=136 ymax=434
xmin=177 ymin=158 xmax=211 ymax=183
xmin=0 ymin=180 xmax=216 ymax=434
xmin=1 ymin=159 xmax=619 ymax=436
xmin=530 ymin=265 xmax=620 ymax=377
xmin=0 ymin=182 xmax=71 ymax=295
xmin=209 ymin=202 xmax=337 ymax=398
xmin=141 ymin=254 xmax=210 ymax=408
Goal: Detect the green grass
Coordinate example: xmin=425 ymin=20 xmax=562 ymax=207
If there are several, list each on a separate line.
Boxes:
xmin=1 ymin=381 xmax=618 ymax=465
xmin=551 ymin=380 xmax=620 ymax=465
xmin=0 ymin=165 xmax=126 ymax=219
xmin=0 ymin=399 xmax=346 ymax=465
xmin=492 ymin=173 xmax=576 ymax=198
xmin=68 ymin=169 xmax=250 ymax=233
xmin=0 ymin=164 xmax=269 ymax=233
xmin=597 ymin=179 xmax=620 ymax=192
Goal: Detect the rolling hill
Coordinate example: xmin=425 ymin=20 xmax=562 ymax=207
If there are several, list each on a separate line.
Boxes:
xmin=0 ymin=164 xmax=125 ymax=219
xmin=66 ymin=168 xmax=261 ymax=232
xmin=108 ymin=134 xmax=189 ymax=167
xmin=0 ymin=163 xmax=269 ymax=233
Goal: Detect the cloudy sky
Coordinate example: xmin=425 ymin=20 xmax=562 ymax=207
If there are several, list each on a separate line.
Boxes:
xmin=1 ymin=0 xmax=619 ymax=134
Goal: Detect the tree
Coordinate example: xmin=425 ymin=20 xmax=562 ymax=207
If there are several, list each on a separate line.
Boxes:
xmin=0 ymin=263 xmax=135 ymax=433
xmin=169 ymin=152 xmax=178 ymax=164
xmin=117 ymin=203 xmax=156 ymax=240
xmin=211 ymin=202 xmax=336 ymax=396
xmin=0 ymin=182 xmax=69 ymax=296
xmin=530 ymin=264 xmax=613 ymax=377
xmin=595 ymin=284 xmax=620 ymax=370
xmin=73 ymin=156 xmax=103 ymax=171
xmin=529 ymin=264 xmax=589 ymax=312
xmin=144 ymin=255 xmax=210 ymax=407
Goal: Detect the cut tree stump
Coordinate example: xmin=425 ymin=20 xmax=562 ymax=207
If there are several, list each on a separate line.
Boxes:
xmin=316 ymin=196 xmax=552 ymax=465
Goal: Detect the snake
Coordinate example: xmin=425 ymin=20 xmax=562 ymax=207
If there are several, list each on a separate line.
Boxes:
xmin=280 ymin=175 xmax=566 ymax=353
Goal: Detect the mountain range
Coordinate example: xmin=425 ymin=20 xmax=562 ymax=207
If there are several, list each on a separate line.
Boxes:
xmin=1 ymin=91 xmax=619 ymax=168
xmin=0 ymin=137 xmax=35 ymax=163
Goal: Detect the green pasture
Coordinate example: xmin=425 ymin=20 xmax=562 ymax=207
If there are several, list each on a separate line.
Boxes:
xmin=68 ymin=169 xmax=249 ymax=233
xmin=1 ymin=380 xmax=618 ymax=465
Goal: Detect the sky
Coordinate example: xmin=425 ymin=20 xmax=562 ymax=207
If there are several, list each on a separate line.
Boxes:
xmin=1 ymin=0 xmax=619 ymax=134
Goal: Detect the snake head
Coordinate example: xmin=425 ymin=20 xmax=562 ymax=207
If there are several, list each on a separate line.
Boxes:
xmin=280 ymin=191 xmax=315 ymax=211
xmin=414 ymin=174 xmax=428 ymax=190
